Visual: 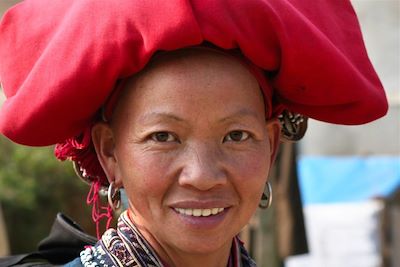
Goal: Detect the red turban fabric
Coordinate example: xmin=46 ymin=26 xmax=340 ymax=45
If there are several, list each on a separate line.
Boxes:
xmin=0 ymin=0 xmax=388 ymax=147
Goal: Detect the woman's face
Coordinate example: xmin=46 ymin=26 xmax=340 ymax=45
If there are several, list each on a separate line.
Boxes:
xmin=94 ymin=50 xmax=279 ymax=258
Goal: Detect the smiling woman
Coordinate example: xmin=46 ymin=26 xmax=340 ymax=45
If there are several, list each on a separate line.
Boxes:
xmin=90 ymin=49 xmax=280 ymax=266
xmin=0 ymin=0 xmax=388 ymax=266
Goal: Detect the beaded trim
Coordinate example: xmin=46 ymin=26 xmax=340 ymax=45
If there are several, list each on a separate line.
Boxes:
xmin=80 ymin=212 xmax=162 ymax=267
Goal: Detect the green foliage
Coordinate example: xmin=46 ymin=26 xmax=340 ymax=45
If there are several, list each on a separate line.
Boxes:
xmin=0 ymin=135 xmax=95 ymax=253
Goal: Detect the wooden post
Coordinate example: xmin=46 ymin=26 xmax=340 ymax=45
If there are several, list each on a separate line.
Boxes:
xmin=0 ymin=203 xmax=10 ymax=256
xmin=382 ymin=190 xmax=400 ymax=267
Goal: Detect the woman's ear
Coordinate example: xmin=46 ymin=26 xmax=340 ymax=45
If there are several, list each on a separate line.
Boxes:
xmin=266 ymin=118 xmax=281 ymax=165
xmin=91 ymin=122 xmax=123 ymax=187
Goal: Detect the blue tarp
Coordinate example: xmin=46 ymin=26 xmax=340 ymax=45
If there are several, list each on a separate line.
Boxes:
xmin=298 ymin=156 xmax=400 ymax=205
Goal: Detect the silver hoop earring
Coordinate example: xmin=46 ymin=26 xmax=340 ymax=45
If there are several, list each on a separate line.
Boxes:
xmin=107 ymin=182 xmax=121 ymax=211
xmin=259 ymin=182 xmax=273 ymax=209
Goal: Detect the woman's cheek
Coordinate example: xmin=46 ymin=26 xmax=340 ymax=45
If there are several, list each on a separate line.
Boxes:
xmin=230 ymin=147 xmax=271 ymax=178
xmin=121 ymin=150 xmax=175 ymax=193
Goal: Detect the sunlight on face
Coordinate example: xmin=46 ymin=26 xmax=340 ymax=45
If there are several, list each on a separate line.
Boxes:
xmin=102 ymin=49 xmax=278 ymax=262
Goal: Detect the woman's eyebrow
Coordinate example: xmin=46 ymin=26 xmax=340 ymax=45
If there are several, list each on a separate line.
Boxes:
xmin=138 ymin=109 xmax=261 ymax=125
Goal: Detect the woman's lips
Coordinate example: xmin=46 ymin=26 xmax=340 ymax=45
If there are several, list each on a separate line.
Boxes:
xmin=174 ymin=207 xmax=225 ymax=217
xmin=170 ymin=203 xmax=231 ymax=229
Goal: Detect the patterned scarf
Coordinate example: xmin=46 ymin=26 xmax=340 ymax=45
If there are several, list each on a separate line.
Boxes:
xmin=79 ymin=211 xmax=257 ymax=267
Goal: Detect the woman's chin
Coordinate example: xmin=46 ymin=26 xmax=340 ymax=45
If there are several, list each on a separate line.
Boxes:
xmin=170 ymin=234 xmax=233 ymax=256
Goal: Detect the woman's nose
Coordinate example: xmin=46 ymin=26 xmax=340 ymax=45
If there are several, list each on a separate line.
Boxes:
xmin=178 ymin=144 xmax=228 ymax=191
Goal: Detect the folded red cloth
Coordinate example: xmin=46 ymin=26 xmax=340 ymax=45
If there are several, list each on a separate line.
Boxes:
xmin=0 ymin=0 xmax=387 ymax=147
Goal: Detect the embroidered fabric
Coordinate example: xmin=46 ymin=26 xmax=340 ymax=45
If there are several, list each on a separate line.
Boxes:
xmin=79 ymin=211 xmax=257 ymax=267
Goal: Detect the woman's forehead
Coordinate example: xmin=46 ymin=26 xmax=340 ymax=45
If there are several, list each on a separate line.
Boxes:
xmin=112 ymin=49 xmax=266 ymax=124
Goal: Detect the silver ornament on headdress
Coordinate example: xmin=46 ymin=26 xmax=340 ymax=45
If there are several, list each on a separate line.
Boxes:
xmin=278 ymin=110 xmax=308 ymax=141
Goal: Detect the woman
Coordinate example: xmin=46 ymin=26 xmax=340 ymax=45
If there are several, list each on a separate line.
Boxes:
xmin=0 ymin=0 xmax=388 ymax=266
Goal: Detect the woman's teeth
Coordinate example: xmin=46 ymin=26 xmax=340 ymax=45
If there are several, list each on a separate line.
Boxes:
xmin=174 ymin=207 xmax=225 ymax=217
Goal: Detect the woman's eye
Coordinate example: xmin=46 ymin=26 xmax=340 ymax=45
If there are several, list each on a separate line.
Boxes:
xmin=150 ymin=132 xmax=177 ymax=142
xmin=224 ymin=131 xmax=250 ymax=142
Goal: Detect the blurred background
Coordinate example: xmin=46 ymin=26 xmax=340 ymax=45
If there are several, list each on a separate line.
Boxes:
xmin=287 ymin=1 xmax=400 ymax=266
xmin=0 ymin=0 xmax=399 ymax=267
